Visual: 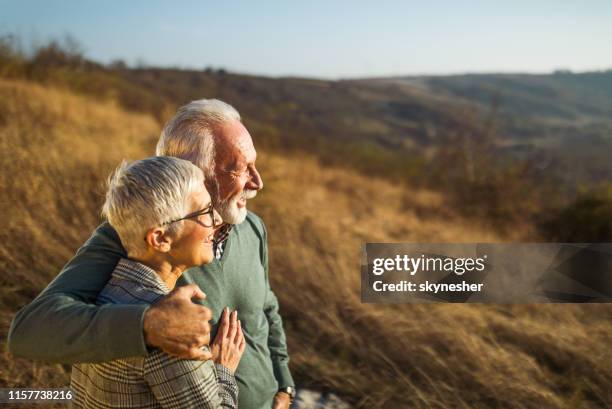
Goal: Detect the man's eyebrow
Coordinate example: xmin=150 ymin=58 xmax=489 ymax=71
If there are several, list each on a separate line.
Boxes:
xmin=225 ymin=156 xmax=246 ymax=171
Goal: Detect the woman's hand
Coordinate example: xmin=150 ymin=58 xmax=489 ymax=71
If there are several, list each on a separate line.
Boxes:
xmin=211 ymin=307 xmax=246 ymax=373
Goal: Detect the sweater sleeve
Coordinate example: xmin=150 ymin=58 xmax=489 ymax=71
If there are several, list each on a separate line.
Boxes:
xmin=260 ymin=219 xmax=295 ymax=389
xmin=215 ymin=364 xmax=240 ymax=408
xmin=7 ymin=222 xmax=149 ymax=363
xmin=143 ymin=349 xmax=238 ymax=409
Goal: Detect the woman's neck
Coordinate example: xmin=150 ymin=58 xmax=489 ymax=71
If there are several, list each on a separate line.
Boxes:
xmin=130 ymin=255 xmax=187 ymax=291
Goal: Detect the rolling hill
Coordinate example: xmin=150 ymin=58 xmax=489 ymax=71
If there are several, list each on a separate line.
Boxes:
xmin=3 ymin=37 xmax=611 ymax=193
xmin=0 ymin=77 xmax=611 ymax=408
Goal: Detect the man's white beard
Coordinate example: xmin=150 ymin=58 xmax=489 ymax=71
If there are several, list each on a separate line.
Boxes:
xmin=216 ymin=188 xmax=258 ymax=225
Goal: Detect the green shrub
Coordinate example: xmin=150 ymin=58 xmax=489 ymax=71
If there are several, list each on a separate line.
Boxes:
xmin=542 ymin=185 xmax=612 ymax=241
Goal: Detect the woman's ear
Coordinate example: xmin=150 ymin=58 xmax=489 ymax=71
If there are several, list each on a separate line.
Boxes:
xmin=145 ymin=227 xmax=172 ymax=253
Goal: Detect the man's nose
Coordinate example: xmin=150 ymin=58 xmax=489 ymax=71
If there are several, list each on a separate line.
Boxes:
xmin=247 ymin=166 xmax=263 ymax=190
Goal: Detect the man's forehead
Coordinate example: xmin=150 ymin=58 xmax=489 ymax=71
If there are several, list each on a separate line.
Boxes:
xmin=234 ymin=131 xmax=256 ymax=156
xmin=215 ymin=120 xmax=256 ymax=161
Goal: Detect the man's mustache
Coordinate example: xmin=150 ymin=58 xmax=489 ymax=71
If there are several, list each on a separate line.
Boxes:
xmin=243 ymin=189 xmax=257 ymax=200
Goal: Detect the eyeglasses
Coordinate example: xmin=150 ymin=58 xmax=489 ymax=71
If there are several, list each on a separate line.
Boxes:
xmin=162 ymin=204 xmax=217 ymax=228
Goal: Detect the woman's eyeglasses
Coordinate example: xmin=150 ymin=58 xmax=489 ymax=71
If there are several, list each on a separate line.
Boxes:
xmin=162 ymin=204 xmax=217 ymax=228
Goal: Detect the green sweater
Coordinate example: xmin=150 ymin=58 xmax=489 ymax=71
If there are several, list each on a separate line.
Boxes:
xmin=8 ymin=211 xmax=293 ymax=409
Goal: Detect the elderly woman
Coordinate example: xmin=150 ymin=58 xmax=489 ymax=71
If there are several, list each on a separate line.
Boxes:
xmin=70 ymin=156 xmax=245 ymax=408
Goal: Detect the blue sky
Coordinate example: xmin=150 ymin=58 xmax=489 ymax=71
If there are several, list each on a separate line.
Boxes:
xmin=1 ymin=0 xmax=611 ymax=78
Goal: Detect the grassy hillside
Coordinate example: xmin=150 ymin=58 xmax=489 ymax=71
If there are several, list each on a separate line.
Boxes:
xmin=349 ymin=72 xmax=612 ymax=190
xmin=1 ymin=79 xmax=611 ymax=408
xmin=424 ymin=71 xmax=612 ymax=123
xmin=4 ymin=37 xmax=612 ymax=218
xmin=5 ymin=37 xmax=610 ymax=191
xmin=0 ymin=79 xmax=161 ymax=405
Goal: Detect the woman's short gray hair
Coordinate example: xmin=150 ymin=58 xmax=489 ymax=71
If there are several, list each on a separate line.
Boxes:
xmin=102 ymin=156 xmax=205 ymax=256
xmin=156 ymin=99 xmax=241 ymax=180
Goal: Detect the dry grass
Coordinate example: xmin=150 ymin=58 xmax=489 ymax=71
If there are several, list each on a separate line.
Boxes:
xmin=252 ymin=156 xmax=611 ymax=408
xmin=0 ymin=79 xmax=159 ymax=393
xmin=0 ymin=80 xmax=610 ymax=408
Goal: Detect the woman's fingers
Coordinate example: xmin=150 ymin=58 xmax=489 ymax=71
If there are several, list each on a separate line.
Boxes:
xmin=235 ymin=320 xmax=243 ymax=345
xmin=238 ymin=322 xmax=246 ymax=353
xmin=227 ymin=310 xmax=238 ymax=342
xmin=218 ymin=307 xmax=230 ymax=341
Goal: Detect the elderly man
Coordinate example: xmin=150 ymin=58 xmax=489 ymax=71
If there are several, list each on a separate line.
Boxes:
xmin=8 ymin=99 xmax=295 ymax=409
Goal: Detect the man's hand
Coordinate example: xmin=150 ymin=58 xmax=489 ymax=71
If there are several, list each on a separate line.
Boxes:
xmin=272 ymin=391 xmax=291 ymax=409
xmin=143 ymin=284 xmax=212 ymax=360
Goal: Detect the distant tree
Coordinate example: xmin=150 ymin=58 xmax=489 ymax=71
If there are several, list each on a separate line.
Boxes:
xmin=108 ymin=59 xmax=128 ymax=70
xmin=32 ymin=35 xmax=85 ymax=68
xmin=542 ymin=185 xmax=612 ymax=241
xmin=0 ymin=34 xmax=21 ymax=59
xmin=0 ymin=34 xmax=26 ymax=77
xmin=431 ymin=96 xmax=544 ymax=227
xmin=135 ymin=58 xmax=148 ymax=69
xmin=553 ymin=69 xmax=573 ymax=75
xmin=62 ymin=34 xmax=83 ymax=59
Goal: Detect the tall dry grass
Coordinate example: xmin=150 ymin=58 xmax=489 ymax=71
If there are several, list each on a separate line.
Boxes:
xmin=0 ymin=79 xmax=159 ymax=393
xmin=0 ymin=79 xmax=610 ymax=408
xmin=252 ymin=156 xmax=611 ymax=408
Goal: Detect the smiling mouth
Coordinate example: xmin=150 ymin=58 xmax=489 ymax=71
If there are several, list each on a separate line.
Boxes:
xmin=203 ymin=234 xmax=214 ymax=245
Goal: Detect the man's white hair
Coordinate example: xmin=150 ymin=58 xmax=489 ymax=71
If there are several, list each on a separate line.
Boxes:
xmin=102 ymin=156 xmax=205 ymax=256
xmin=156 ymin=99 xmax=241 ymax=180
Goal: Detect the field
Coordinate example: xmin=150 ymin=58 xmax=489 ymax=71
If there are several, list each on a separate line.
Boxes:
xmin=0 ymin=78 xmax=611 ymax=408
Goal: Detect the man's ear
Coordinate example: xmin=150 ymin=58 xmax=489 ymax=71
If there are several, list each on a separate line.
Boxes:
xmin=204 ymin=178 xmax=216 ymax=196
xmin=145 ymin=227 xmax=172 ymax=253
